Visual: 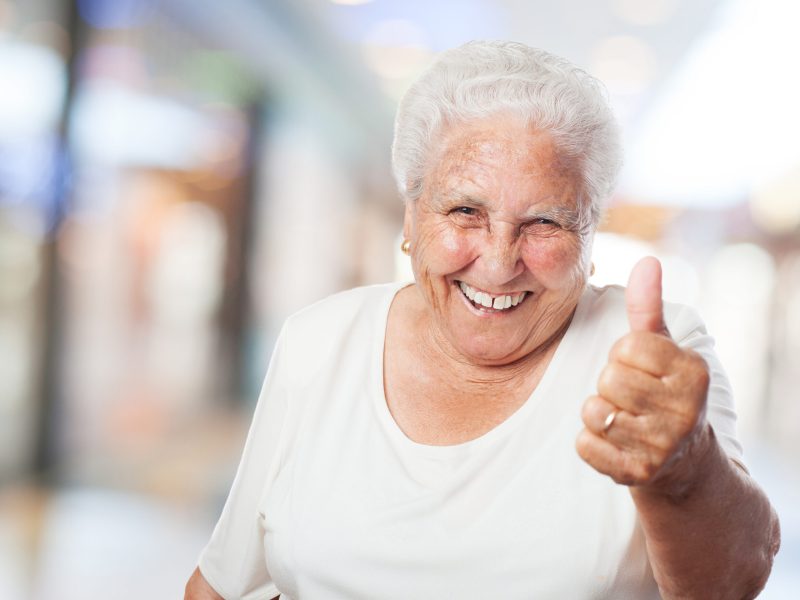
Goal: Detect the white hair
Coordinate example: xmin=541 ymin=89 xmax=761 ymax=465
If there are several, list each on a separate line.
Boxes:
xmin=391 ymin=40 xmax=623 ymax=232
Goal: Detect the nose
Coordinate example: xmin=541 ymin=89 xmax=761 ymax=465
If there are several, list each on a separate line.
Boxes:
xmin=478 ymin=225 xmax=524 ymax=287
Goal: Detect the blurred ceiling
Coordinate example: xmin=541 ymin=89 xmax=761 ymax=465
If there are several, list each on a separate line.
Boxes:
xmin=166 ymin=0 xmax=724 ymax=143
xmin=166 ymin=0 xmax=800 ymax=211
xmin=321 ymin=0 xmax=723 ymax=124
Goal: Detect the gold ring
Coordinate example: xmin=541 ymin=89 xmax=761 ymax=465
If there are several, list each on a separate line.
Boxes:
xmin=602 ymin=409 xmax=619 ymax=434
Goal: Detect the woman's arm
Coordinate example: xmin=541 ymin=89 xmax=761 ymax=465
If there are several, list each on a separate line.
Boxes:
xmin=630 ymin=426 xmax=780 ymax=599
xmin=184 ymin=567 xmax=281 ymax=600
xmin=577 ymin=258 xmax=780 ymax=598
xmin=184 ymin=568 xmax=224 ymax=600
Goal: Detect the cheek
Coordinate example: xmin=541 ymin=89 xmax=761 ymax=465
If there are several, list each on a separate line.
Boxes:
xmin=522 ymin=238 xmax=584 ymax=286
xmin=416 ymin=224 xmax=475 ymax=273
xmin=439 ymin=227 xmax=464 ymax=255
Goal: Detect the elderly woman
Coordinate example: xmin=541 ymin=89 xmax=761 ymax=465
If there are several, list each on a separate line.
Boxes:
xmin=186 ymin=41 xmax=779 ymax=599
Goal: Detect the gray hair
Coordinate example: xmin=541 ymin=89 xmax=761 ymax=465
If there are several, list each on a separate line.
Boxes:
xmin=391 ymin=40 xmax=623 ymax=232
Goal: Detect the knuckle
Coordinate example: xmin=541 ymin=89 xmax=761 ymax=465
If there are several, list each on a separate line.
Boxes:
xmin=675 ymin=409 xmax=703 ymax=439
xmin=575 ymin=428 xmax=592 ymax=458
xmin=611 ymin=334 xmax=636 ymax=363
xmin=611 ymin=471 xmax=632 ymax=486
xmin=677 ymin=416 xmax=695 ymax=437
xmin=683 ymin=350 xmax=711 ymax=385
xmin=580 ymin=398 xmax=597 ymax=425
xmin=649 ymin=427 xmax=675 ymax=454
xmin=638 ymin=452 xmax=662 ymax=482
xmin=639 ymin=459 xmax=660 ymax=482
xmin=631 ymin=453 xmax=660 ymax=484
xmin=615 ymin=456 xmax=645 ymax=486
xmin=695 ymin=361 xmax=711 ymax=389
xmin=615 ymin=469 xmax=638 ymax=487
xmin=598 ymin=364 xmax=619 ymax=394
xmin=576 ymin=431 xmax=604 ymax=469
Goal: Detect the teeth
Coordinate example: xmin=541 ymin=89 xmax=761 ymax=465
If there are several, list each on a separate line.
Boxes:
xmin=458 ymin=282 xmax=528 ymax=312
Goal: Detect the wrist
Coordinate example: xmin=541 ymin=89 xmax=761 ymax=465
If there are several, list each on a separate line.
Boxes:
xmin=634 ymin=421 xmax=719 ymax=503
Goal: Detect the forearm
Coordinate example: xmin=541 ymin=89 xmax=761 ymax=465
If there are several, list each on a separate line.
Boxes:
xmin=631 ymin=425 xmax=780 ymax=599
xmin=184 ymin=567 xmax=224 ymax=600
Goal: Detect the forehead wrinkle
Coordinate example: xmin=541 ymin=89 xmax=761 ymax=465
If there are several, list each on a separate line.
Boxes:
xmin=434 ymin=169 xmax=580 ymax=223
xmin=425 ymin=118 xmax=582 ymax=216
xmin=439 ymin=140 xmax=576 ymax=197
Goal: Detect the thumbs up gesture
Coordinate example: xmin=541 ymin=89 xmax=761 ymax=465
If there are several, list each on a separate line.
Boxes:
xmin=576 ymin=257 xmax=712 ymax=490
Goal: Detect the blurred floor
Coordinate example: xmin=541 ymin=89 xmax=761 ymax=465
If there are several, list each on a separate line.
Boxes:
xmin=0 ymin=408 xmax=249 ymax=600
xmin=0 ymin=486 xmax=212 ymax=600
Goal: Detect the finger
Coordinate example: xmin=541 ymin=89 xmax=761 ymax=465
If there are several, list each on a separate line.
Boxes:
xmin=597 ymin=361 xmax=665 ymax=414
xmin=609 ymin=331 xmax=681 ymax=377
xmin=581 ymin=395 xmax=650 ymax=450
xmin=576 ymin=428 xmax=658 ymax=486
xmin=626 ymin=256 xmax=669 ymax=336
xmin=581 ymin=394 xmax=619 ymax=433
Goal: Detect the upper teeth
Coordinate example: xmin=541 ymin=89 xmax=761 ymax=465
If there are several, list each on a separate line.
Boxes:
xmin=458 ymin=282 xmax=527 ymax=311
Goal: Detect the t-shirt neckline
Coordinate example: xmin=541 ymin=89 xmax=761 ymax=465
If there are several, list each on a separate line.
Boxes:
xmin=371 ymin=281 xmax=592 ymax=459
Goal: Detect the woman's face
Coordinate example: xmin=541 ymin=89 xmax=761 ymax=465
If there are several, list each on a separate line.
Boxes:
xmin=404 ymin=115 xmax=592 ymax=366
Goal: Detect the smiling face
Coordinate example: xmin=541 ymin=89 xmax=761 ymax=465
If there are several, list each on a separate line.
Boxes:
xmin=404 ymin=115 xmax=593 ymax=367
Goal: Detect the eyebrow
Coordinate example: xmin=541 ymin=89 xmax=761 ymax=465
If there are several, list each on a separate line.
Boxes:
xmin=439 ymin=191 xmax=487 ymax=207
xmin=439 ymin=191 xmax=582 ymax=230
xmin=527 ymin=205 xmax=582 ymax=229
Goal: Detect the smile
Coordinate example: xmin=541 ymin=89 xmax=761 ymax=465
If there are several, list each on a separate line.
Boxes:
xmin=456 ymin=281 xmax=529 ymax=312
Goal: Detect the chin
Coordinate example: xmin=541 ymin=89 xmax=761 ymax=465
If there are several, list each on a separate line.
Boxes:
xmin=452 ymin=336 xmax=523 ymax=365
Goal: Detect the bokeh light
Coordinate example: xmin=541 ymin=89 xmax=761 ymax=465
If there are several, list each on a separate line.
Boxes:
xmin=610 ymin=0 xmax=678 ymax=26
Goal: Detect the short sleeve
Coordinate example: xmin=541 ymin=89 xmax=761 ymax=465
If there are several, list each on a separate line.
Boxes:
xmin=198 ymin=325 xmax=290 ymax=600
xmin=669 ymin=304 xmax=745 ymax=466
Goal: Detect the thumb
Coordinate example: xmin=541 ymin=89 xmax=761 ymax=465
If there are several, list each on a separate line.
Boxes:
xmin=626 ymin=256 xmax=668 ymax=335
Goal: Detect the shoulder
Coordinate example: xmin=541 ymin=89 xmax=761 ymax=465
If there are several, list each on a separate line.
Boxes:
xmin=278 ymin=282 xmax=406 ymax=375
xmin=581 ymin=284 xmax=707 ymax=344
xmin=285 ymin=282 xmax=404 ymax=334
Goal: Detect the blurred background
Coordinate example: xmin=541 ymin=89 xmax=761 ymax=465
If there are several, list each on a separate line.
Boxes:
xmin=0 ymin=0 xmax=797 ymax=598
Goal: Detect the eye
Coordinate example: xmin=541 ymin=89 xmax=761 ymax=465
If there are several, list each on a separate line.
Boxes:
xmin=522 ymin=217 xmax=563 ymax=236
xmin=451 ymin=206 xmax=477 ymax=216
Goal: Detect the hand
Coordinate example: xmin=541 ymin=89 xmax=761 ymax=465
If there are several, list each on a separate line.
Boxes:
xmin=576 ymin=257 xmax=712 ymax=493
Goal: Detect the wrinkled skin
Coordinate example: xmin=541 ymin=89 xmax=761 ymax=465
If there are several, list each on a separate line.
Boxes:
xmin=403 ymin=115 xmax=591 ymax=368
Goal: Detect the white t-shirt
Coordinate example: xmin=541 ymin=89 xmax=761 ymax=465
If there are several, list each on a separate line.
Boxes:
xmin=198 ymin=282 xmax=742 ymax=600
